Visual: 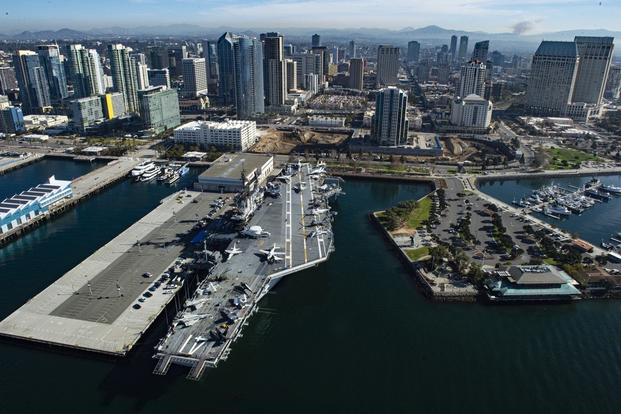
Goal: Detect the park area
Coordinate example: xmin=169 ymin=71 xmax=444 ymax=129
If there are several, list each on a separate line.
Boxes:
xmin=546 ymin=147 xmax=600 ymax=170
xmin=376 ymin=196 xmax=432 ymax=235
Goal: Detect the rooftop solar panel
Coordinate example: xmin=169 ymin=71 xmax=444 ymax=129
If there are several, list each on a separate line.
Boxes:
xmin=33 ymin=187 xmax=53 ymax=193
xmin=37 ymin=185 xmax=60 ymax=190
xmin=13 ymin=195 xmax=36 ymax=201
xmin=0 ymin=208 xmax=10 ymax=213
xmin=7 ymin=198 xmax=28 ymax=205
xmin=23 ymin=191 xmax=46 ymax=196
xmin=0 ymin=203 xmax=20 ymax=209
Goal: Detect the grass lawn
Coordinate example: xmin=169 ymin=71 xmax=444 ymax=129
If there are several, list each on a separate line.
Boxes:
xmin=543 ymin=257 xmax=559 ymax=265
xmin=404 ymin=246 xmax=430 ymax=261
xmin=546 ymin=147 xmax=600 ymax=170
xmin=406 ymin=196 xmax=432 ymax=229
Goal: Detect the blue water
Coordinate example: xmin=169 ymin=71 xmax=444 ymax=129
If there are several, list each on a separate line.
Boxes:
xmin=0 ymin=157 xmax=101 ymax=201
xmin=2 ymin=165 xmax=621 ymax=413
xmin=479 ymin=174 xmax=621 ymax=245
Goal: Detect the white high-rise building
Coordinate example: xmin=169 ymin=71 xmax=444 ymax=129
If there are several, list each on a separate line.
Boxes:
xmin=304 ymin=73 xmax=319 ymax=94
xmin=135 ymin=61 xmax=149 ymax=90
xmin=173 ymin=120 xmax=257 ymax=151
xmin=182 ymin=57 xmax=208 ymax=98
xmin=526 ymin=41 xmax=579 ymax=117
xmin=372 ymin=86 xmax=408 ymax=146
xmin=457 ymin=61 xmax=486 ymax=98
xmin=450 ymin=94 xmax=492 ymax=131
xmin=376 ymin=45 xmax=400 ymax=87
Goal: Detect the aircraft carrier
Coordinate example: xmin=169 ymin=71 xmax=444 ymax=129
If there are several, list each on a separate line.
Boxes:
xmin=153 ymin=162 xmax=342 ymax=380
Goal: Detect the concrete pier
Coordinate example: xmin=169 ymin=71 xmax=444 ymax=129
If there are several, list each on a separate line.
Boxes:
xmin=0 ymin=153 xmax=45 ymax=175
xmin=0 ymin=190 xmax=222 ymax=355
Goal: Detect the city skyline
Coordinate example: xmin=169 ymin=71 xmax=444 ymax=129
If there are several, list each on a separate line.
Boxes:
xmin=2 ymin=0 xmax=621 ymax=34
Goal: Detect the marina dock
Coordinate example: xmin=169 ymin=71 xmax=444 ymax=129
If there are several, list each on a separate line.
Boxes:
xmin=0 ymin=189 xmax=225 ymax=355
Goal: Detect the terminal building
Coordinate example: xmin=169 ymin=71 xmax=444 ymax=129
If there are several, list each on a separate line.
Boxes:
xmin=173 ymin=120 xmax=257 ymax=151
xmin=0 ymin=176 xmax=72 ymax=235
xmin=485 ymin=265 xmax=581 ymax=302
xmin=195 ymin=153 xmax=273 ymax=193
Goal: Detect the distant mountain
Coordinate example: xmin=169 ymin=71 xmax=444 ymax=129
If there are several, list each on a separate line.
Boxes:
xmin=0 ymin=25 xmax=619 ymax=53
xmin=0 ymin=28 xmax=93 ymax=41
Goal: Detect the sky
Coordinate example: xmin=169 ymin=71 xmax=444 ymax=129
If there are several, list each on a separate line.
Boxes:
xmin=1 ymin=0 xmax=620 ymax=34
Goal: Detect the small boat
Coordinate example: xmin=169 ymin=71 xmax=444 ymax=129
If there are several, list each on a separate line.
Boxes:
xmin=166 ymin=172 xmax=180 ymax=185
xmin=602 ymin=184 xmax=621 ymax=195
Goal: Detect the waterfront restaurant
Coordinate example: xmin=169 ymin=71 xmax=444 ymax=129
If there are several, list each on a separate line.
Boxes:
xmin=485 ymin=265 xmax=582 ymax=302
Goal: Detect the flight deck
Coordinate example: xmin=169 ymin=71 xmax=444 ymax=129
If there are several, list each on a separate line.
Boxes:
xmin=153 ymin=163 xmax=339 ymax=380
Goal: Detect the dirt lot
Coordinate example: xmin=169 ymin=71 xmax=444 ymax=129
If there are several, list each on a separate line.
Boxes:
xmin=251 ymin=128 xmax=349 ymax=154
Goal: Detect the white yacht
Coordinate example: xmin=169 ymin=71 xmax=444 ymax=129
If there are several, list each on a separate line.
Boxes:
xmin=139 ymin=166 xmax=160 ymax=182
xmin=131 ymin=161 xmax=156 ymax=177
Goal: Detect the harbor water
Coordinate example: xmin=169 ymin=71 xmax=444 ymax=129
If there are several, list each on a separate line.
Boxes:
xmin=2 ymin=163 xmax=621 ymax=413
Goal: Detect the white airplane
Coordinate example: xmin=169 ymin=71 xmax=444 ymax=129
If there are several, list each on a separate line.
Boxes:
xmin=309 ymin=167 xmax=326 ymax=176
xmin=259 ymin=244 xmax=285 ymax=264
xmin=308 ymin=208 xmax=329 ymax=215
xmin=224 ymin=241 xmax=243 ymax=259
xmin=307 ymin=228 xmax=330 ymax=239
xmin=240 ymin=225 xmax=271 ymax=238
xmin=277 ymin=175 xmax=292 ymax=183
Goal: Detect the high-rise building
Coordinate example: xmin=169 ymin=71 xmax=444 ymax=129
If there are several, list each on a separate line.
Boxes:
xmin=217 ymin=32 xmax=238 ymax=106
xmin=311 ymin=46 xmax=329 ymax=81
xmin=284 ymin=44 xmax=295 ymax=57
xmin=0 ymin=67 xmax=18 ymax=94
xmin=605 ymin=65 xmax=621 ymax=100
xmin=182 ymin=57 xmax=208 ymax=98
xmin=202 ymin=40 xmax=219 ymax=92
xmin=135 ymin=61 xmax=150 ymax=90
xmin=571 ymin=36 xmax=614 ymax=105
xmin=471 ymin=40 xmax=489 ymax=62
xmin=148 ymin=68 xmax=171 ymax=89
xmin=108 ymin=44 xmax=139 ymax=113
xmin=36 ymin=45 xmax=68 ymax=103
xmin=285 ymin=59 xmax=297 ymax=92
xmin=312 ymin=34 xmax=321 ymax=48
xmin=376 ymin=45 xmax=400 ymax=87
xmin=458 ymin=36 xmax=469 ymax=61
xmin=167 ymin=46 xmax=188 ymax=77
xmin=148 ymin=46 xmax=168 ymax=69
xmin=372 ymin=86 xmax=408 ymax=146
xmin=70 ymin=96 xmax=103 ymax=131
xmin=349 ymin=58 xmax=364 ymax=90
xmin=407 ymin=41 xmax=420 ymax=63
xmin=101 ymin=92 xmax=126 ymax=120
xmin=261 ymin=32 xmax=287 ymax=107
xmin=0 ymin=106 xmax=25 ymax=133
xmin=348 ymin=40 xmax=356 ymax=58
xmin=457 ymin=61 xmax=487 ymax=98
xmin=138 ymin=86 xmax=181 ymax=131
xmin=450 ymin=35 xmax=458 ymax=62
xmin=13 ymin=50 xmax=51 ymax=114
xmin=450 ymin=94 xmax=492 ymax=131
xmin=292 ymin=53 xmax=320 ymax=89
xmin=233 ymin=36 xmax=264 ymax=118
xmin=66 ymin=45 xmax=105 ymax=98
xmin=304 ymin=74 xmax=319 ymax=94
xmin=526 ymin=41 xmax=579 ymax=116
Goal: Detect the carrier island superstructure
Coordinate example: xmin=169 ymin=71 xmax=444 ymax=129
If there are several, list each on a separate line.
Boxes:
xmin=0 ymin=153 xmax=342 ymax=381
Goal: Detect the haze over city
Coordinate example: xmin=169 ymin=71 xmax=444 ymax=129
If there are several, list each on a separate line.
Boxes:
xmin=2 ymin=0 xmax=621 ymax=33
